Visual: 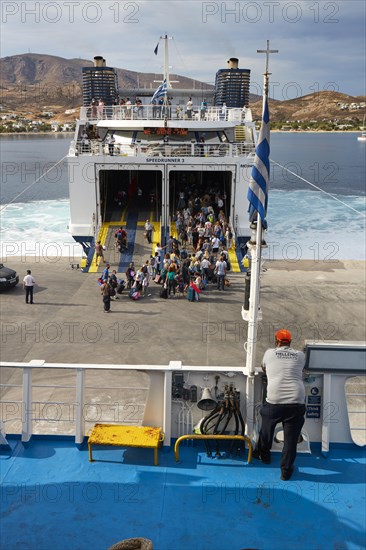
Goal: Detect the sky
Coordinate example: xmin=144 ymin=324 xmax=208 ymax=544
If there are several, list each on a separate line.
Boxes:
xmin=1 ymin=0 xmax=365 ymax=99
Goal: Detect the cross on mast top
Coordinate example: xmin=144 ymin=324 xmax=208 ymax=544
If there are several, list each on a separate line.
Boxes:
xmin=257 ymin=39 xmax=278 ymax=96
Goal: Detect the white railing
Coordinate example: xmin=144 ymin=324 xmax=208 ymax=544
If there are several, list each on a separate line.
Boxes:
xmin=1 ymin=360 xmax=364 ymax=451
xmin=0 ymin=361 xmax=245 ymax=446
xmin=71 ymin=140 xmax=255 ymax=158
xmin=80 ymin=105 xmax=245 ymax=123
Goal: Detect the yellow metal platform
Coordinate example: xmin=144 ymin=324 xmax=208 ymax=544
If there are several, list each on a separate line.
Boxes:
xmin=88 ymin=424 xmax=164 ymax=465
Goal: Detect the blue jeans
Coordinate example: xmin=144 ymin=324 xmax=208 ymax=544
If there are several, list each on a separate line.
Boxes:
xmin=217 ymin=274 xmax=225 ymax=290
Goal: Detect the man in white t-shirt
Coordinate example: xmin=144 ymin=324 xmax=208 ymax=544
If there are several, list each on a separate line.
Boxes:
xmin=215 ymin=256 xmax=227 ymax=291
xmin=186 ymin=97 xmax=193 ymax=118
xmin=23 ymin=270 xmax=36 ymax=304
xmin=253 ymin=329 xmax=306 ymax=480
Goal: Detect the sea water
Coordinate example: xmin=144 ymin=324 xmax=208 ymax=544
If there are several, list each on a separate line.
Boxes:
xmin=0 ymin=133 xmax=365 ymax=260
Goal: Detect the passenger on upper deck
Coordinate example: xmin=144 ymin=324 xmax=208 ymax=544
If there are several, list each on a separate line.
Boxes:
xmin=90 ymin=98 xmax=97 ymax=118
xmin=135 ymin=97 xmax=143 ymax=118
xmin=125 ymin=98 xmax=132 ymax=119
xmin=221 ymin=102 xmax=227 ymax=121
xmin=186 ymin=97 xmax=193 ymax=119
xmin=200 ymin=99 xmax=207 ymax=120
xmin=151 ymin=99 xmax=158 ymax=119
xmin=97 ymin=99 xmax=105 ymax=119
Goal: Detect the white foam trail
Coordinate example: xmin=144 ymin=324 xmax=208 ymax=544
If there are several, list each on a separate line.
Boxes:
xmin=264 ymin=190 xmax=366 ymax=260
xmin=0 ymin=199 xmax=82 ymax=260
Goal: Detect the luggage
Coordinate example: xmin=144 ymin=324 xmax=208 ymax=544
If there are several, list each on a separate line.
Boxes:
xmin=117 ymin=281 xmax=125 ymax=294
xmin=129 ymin=288 xmax=139 ymax=300
xmin=131 ymin=291 xmax=141 ymax=300
xmin=187 ymin=287 xmax=195 ymax=302
xmin=160 ymin=287 xmax=168 ymax=299
xmin=154 ymin=275 xmax=161 ymax=284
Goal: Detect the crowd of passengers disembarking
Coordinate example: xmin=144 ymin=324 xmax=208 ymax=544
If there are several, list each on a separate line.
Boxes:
xmin=97 ymin=191 xmax=233 ymax=310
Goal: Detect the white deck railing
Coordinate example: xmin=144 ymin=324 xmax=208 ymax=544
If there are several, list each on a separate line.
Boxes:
xmin=0 ymin=361 xmax=245 ymax=446
xmin=80 ymin=105 xmax=246 ymax=123
xmin=1 ymin=359 xmax=364 ymax=452
xmin=70 ymin=140 xmax=255 ymax=158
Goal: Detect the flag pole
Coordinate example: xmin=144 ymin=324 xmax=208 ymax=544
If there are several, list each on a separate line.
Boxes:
xmin=245 ymin=40 xmax=278 ymax=439
xmin=163 ymin=34 xmax=170 ymax=91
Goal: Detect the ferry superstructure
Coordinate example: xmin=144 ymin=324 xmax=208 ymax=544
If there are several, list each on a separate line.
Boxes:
xmin=67 ymin=39 xmax=256 ymax=260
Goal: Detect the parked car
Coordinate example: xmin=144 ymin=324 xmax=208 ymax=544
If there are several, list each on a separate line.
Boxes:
xmin=0 ymin=263 xmax=19 ymax=289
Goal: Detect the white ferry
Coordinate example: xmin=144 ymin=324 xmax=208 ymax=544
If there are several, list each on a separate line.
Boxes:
xmin=67 ymin=37 xmax=256 ymax=264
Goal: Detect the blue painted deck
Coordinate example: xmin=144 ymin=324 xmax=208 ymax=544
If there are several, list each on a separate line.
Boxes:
xmin=1 ymin=437 xmax=365 ymax=550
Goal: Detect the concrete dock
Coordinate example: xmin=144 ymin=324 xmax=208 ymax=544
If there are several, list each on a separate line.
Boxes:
xmin=1 ymin=257 xmax=365 ymax=366
xmin=1 ymin=256 xmax=365 ymax=436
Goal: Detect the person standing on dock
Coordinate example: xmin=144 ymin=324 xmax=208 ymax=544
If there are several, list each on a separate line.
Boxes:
xmin=144 ymin=220 xmax=154 ymax=244
xmin=100 ymin=278 xmax=111 ymax=313
xmin=253 ymin=329 xmax=306 ymax=481
xmin=23 ymin=270 xmax=35 ymax=304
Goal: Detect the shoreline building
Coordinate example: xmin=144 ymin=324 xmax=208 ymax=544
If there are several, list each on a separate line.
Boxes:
xmin=214 ymin=58 xmax=250 ymax=108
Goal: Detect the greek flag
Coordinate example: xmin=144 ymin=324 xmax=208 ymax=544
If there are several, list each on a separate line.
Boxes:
xmin=247 ymin=97 xmax=270 ymax=225
xmin=154 ymin=42 xmax=159 ymax=55
xmin=151 ymin=79 xmax=167 ymax=102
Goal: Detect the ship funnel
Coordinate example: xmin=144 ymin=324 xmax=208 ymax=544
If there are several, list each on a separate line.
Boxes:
xmin=227 ymin=57 xmax=239 ymax=69
xmin=94 ymin=56 xmax=104 ymax=67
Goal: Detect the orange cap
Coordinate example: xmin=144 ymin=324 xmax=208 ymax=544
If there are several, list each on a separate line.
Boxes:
xmin=275 ymin=329 xmax=292 ymax=343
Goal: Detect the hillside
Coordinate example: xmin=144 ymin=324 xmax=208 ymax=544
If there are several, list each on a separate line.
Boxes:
xmin=0 ymin=53 xmax=213 ymax=114
xmin=0 ymin=53 xmax=364 ymax=123
xmin=251 ymin=91 xmax=365 ymax=123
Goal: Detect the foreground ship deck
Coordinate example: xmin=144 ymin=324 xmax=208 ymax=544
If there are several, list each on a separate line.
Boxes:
xmin=1 ymin=437 xmax=365 ymax=550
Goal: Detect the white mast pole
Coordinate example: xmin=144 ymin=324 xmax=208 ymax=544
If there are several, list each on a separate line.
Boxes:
xmin=163 ymin=34 xmax=171 ymax=90
xmin=245 ymin=40 xmax=278 ymax=439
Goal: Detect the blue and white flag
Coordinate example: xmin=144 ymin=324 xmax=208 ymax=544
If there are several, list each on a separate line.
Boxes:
xmin=151 ymin=79 xmax=167 ymax=102
xmin=247 ymin=97 xmax=270 ymax=225
xmin=154 ymin=42 xmax=159 ymax=55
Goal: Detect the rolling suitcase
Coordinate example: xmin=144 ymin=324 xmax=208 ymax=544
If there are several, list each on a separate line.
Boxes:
xmin=160 ymin=286 xmax=168 ymax=299
xmin=187 ymin=286 xmax=195 ymax=302
xmin=117 ymin=281 xmax=125 ymax=294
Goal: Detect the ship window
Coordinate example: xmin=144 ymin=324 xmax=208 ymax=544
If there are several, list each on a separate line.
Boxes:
xmin=345 ymin=376 xmax=366 ymax=446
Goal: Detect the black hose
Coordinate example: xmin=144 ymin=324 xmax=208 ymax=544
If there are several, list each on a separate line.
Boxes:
xmin=213 ymin=410 xmax=225 ymax=434
xmin=200 ymin=408 xmax=221 ymax=435
xmin=237 ymin=408 xmax=245 ymax=436
xmin=220 ymin=409 xmax=232 ymax=434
